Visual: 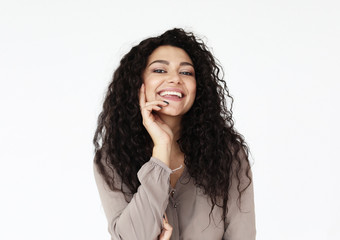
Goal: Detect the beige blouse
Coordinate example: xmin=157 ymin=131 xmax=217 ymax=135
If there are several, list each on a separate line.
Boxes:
xmin=94 ymin=157 xmax=256 ymax=240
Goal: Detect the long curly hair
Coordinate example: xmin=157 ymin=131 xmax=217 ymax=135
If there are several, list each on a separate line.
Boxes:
xmin=93 ymin=28 xmax=252 ymax=222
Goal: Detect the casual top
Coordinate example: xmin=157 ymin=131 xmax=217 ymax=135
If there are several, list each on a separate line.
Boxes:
xmin=94 ymin=156 xmax=256 ymax=240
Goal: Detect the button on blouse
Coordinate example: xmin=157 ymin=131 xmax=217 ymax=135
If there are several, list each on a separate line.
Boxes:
xmin=94 ymin=156 xmax=256 ymax=240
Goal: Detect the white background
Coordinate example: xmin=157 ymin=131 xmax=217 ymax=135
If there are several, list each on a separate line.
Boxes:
xmin=0 ymin=0 xmax=339 ymax=239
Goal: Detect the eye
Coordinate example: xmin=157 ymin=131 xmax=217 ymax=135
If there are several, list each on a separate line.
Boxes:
xmin=153 ymin=69 xmax=166 ymax=73
xmin=180 ymin=71 xmax=194 ymax=76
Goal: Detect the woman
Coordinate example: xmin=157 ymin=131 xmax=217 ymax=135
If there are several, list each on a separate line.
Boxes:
xmin=93 ymin=28 xmax=256 ymax=240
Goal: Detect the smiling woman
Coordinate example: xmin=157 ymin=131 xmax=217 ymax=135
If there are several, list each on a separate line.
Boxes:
xmin=93 ymin=28 xmax=256 ymax=240
xmin=143 ymin=46 xmax=196 ymax=118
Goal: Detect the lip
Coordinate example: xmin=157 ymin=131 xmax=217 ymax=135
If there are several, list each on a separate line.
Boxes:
xmin=157 ymin=88 xmax=185 ymax=102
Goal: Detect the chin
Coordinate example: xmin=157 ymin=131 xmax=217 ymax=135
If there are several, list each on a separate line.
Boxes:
xmin=159 ymin=110 xmax=184 ymax=117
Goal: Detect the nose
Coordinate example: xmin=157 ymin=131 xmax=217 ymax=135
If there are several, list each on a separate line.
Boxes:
xmin=166 ymin=72 xmax=182 ymax=84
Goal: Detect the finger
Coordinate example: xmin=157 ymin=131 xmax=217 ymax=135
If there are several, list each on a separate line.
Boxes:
xmin=159 ymin=219 xmax=166 ymax=239
xmin=139 ymin=84 xmax=146 ymax=108
xmin=163 ymin=222 xmax=172 ymax=231
xmin=158 ymin=229 xmax=166 ymax=240
xmin=142 ymin=105 xmax=163 ymax=113
xmin=141 ymin=106 xmax=162 ymax=125
xmin=162 ymin=223 xmax=173 ymax=239
xmin=164 ymin=213 xmax=169 ymax=223
xmin=159 ymin=220 xmax=172 ymax=240
xmin=161 ymin=215 xmax=168 ymax=228
xmin=145 ymin=100 xmax=169 ymax=107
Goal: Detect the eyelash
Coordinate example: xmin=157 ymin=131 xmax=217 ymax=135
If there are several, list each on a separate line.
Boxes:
xmin=180 ymin=71 xmax=193 ymax=76
xmin=153 ymin=69 xmax=166 ymax=73
xmin=153 ymin=69 xmax=194 ymax=76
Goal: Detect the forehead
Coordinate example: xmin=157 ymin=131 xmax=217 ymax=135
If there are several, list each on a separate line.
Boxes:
xmin=147 ymin=45 xmax=193 ymax=64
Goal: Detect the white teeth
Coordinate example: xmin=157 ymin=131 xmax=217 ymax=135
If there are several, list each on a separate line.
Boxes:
xmin=159 ymin=91 xmax=183 ymax=98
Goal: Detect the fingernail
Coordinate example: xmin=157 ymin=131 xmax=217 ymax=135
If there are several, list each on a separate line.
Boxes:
xmin=163 ymin=101 xmax=169 ymax=104
xmin=159 ymin=106 xmax=163 ymax=109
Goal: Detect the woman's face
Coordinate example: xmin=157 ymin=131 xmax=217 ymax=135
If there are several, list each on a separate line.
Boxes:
xmin=142 ymin=45 xmax=196 ymax=117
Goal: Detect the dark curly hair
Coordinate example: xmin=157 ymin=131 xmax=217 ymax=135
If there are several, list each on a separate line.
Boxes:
xmin=93 ymin=28 xmax=252 ymax=223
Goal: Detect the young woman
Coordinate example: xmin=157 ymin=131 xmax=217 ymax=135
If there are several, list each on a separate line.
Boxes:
xmin=93 ymin=28 xmax=256 ymax=240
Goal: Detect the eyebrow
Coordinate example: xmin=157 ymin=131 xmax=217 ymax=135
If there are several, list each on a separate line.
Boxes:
xmin=148 ymin=60 xmax=194 ymax=67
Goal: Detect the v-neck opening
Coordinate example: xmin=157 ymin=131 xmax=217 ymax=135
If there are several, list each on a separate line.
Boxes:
xmin=171 ymin=164 xmax=188 ymax=191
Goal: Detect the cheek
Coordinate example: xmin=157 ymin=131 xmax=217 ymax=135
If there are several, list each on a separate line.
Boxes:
xmin=143 ymin=76 xmax=152 ymax=101
xmin=144 ymin=85 xmax=156 ymax=102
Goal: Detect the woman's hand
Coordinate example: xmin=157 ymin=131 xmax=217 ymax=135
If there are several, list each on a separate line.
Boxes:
xmin=139 ymin=84 xmax=172 ymax=165
xmin=158 ymin=214 xmax=173 ymax=240
xmin=139 ymin=84 xmax=172 ymax=145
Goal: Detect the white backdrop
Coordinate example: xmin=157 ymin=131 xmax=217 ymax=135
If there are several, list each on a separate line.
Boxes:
xmin=0 ymin=0 xmax=339 ymax=239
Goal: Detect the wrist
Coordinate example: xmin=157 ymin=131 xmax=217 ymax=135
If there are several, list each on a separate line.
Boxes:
xmin=152 ymin=145 xmax=171 ymax=167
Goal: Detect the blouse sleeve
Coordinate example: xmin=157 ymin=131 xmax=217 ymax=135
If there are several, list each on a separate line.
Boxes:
xmin=223 ymin=150 xmax=256 ymax=240
xmin=93 ymin=157 xmax=172 ymax=240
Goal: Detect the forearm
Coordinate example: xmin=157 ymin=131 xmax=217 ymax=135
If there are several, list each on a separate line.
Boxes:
xmin=94 ymin=157 xmax=172 ymax=240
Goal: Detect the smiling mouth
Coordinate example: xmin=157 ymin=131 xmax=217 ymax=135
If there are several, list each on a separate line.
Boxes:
xmin=159 ymin=91 xmax=183 ymax=98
